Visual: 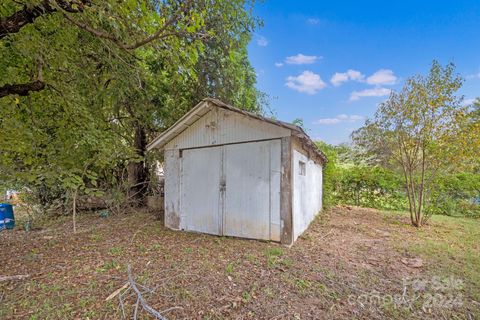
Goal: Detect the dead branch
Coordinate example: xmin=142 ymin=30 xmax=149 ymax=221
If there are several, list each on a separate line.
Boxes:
xmin=127 ymin=265 xmax=168 ymax=320
xmin=0 ymin=274 xmax=30 ymax=282
xmin=114 ymin=265 xmax=182 ymax=319
xmin=318 ymin=228 xmax=333 ymax=240
xmin=105 ymin=282 xmax=129 ymax=301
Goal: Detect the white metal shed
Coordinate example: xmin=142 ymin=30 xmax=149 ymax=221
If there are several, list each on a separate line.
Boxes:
xmin=147 ymin=98 xmax=327 ymax=245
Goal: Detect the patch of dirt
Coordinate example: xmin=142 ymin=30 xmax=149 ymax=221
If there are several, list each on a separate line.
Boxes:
xmin=0 ymin=207 xmax=472 ymax=319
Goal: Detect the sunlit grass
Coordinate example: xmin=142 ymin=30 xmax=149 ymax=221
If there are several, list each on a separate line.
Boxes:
xmin=384 ymin=211 xmax=480 ymax=303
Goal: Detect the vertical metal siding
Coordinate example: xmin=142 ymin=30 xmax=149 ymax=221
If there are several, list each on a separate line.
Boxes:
xmin=269 ymin=141 xmax=282 ymax=241
xmin=164 ymin=149 xmax=181 ymax=229
xmin=223 ymin=140 xmax=281 ymax=240
xmin=162 ymin=107 xmax=294 ymax=242
xmin=165 ymin=108 xmax=290 ymax=150
xmin=169 ymin=140 xmax=282 ymax=241
xmin=180 ymin=146 xmax=223 ymax=235
xmin=292 ymin=149 xmax=323 ymax=241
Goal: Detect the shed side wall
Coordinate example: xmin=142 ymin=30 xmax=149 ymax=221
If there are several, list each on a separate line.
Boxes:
xmin=292 ymin=148 xmax=323 ymax=241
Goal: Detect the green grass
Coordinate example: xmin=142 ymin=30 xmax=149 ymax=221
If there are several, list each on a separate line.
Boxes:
xmin=265 ymin=247 xmax=284 ymax=268
xmin=96 ymin=260 xmax=121 ymax=273
xmin=413 ymin=216 xmax=480 ymax=300
xmin=225 ymin=262 xmax=235 ymax=274
xmin=386 ymin=211 xmax=480 ymax=306
xmin=108 ymin=247 xmax=122 ymax=255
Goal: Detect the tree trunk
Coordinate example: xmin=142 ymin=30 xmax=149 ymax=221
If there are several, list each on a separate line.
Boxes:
xmin=416 ymin=147 xmax=427 ymax=227
xmin=400 ymin=161 xmax=416 ymax=226
xmin=72 ymin=189 xmax=77 ymax=233
xmin=127 ymin=124 xmax=149 ymax=206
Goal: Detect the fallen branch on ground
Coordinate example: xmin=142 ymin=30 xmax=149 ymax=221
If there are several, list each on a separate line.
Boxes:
xmin=127 ymin=265 xmax=168 ymax=320
xmin=0 ymin=274 xmax=30 ymax=282
xmin=113 ymin=264 xmax=182 ymax=319
xmin=105 ymin=282 xmax=129 ymax=301
xmin=319 ymin=229 xmax=333 ymax=240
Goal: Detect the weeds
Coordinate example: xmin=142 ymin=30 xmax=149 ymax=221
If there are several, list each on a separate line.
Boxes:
xmin=225 ymin=262 xmax=235 ymax=274
xmin=109 ymin=247 xmax=122 ymax=255
xmin=96 ymin=260 xmax=121 ymax=273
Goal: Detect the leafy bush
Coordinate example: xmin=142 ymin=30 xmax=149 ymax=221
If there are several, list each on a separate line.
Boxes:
xmin=426 ymin=173 xmax=480 ymax=218
xmin=316 ymin=141 xmax=479 ymax=217
xmin=335 ymin=166 xmax=407 ymax=211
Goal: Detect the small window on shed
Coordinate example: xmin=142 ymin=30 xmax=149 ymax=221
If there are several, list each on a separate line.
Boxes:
xmin=299 ymin=161 xmax=306 ymax=176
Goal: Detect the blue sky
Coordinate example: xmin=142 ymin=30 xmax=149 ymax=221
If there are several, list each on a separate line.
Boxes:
xmin=248 ymin=0 xmax=480 ymax=144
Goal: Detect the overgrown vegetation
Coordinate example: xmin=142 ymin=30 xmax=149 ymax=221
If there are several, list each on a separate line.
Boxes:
xmin=353 ymin=62 xmax=476 ymax=226
xmin=319 ymin=141 xmax=479 ymax=217
xmin=0 ymin=0 xmax=266 ymax=225
xmin=318 ymin=142 xmax=407 ymax=211
xmin=321 ymin=143 xmax=479 ymax=216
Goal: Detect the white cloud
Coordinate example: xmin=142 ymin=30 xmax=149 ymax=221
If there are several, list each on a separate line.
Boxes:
xmin=275 ymin=62 xmax=284 ymax=67
xmin=330 ymin=69 xmax=365 ymax=86
xmin=257 ymin=36 xmax=268 ymax=47
xmin=314 ymin=114 xmax=365 ymax=125
xmin=285 ymin=71 xmax=326 ymax=95
xmin=285 ymin=54 xmax=321 ymax=65
xmin=350 ymin=87 xmax=391 ymax=101
xmin=314 ymin=118 xmax=342 ymax=125
xmin=366 ymin=69 xmax=397 ymax=85
xmin=466 ymin=72 xmax=480 ymax=80
xmin=307 ymin=18 xmax=320 ymax=25
xmin=462 ymin=98 xmax=476 ymax=106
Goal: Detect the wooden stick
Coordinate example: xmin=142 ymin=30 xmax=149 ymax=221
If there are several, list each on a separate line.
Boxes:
xmin=105 ymin=282 xmax=130 ymax=301
xmin=0 ymin=274 xmax=29 ymax=282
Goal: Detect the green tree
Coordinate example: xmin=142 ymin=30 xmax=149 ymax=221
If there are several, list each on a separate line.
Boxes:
xmin=0 ymin=0 xmax=263 ymax=220
xmin=353 ymin=61 xmax=466 ymax=227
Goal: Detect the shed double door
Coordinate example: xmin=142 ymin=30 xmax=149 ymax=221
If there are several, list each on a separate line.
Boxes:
xmin=180 ymin=140 xmax=281 ymax=241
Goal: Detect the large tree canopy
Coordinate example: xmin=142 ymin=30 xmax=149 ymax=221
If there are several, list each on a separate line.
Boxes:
xmin=0 ymin=0 xmax=263 ymax=212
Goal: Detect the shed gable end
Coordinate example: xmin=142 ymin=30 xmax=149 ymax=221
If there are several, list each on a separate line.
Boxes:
xmin=165 ymin=107 xmax=291 ymax=150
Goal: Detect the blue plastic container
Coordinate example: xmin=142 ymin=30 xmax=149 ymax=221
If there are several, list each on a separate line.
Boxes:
xmin=0 ymin=203 xmax=15 ymax=230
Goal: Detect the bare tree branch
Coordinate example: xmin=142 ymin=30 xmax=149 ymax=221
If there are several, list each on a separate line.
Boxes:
xmin=0 ymin=61 xmax=44 ymax=98
xmin=0 ymin=0 xmax=90 ymax=40
xmin=62 ymin=0 xmax=196 ymax=50
xmin=127 ymin=265 xmax=168 ymax=320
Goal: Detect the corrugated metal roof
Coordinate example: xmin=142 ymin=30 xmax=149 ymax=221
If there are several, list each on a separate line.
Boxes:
xmin=147 ymin=98 xmax=327 ymax=163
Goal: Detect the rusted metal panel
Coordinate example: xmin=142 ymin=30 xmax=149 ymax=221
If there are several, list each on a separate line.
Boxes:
xmin=165 ymin=108 xmax=290 ymax=150
xmin=180 ymin=146 xmax=222 ymax=235
xmin=223 ymin=140 xmax=281 ymax=241
xmin=292 ymin=147 xmax=323 ymax=241
xmin=280 ymin=137 xmax=293 ymax=245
